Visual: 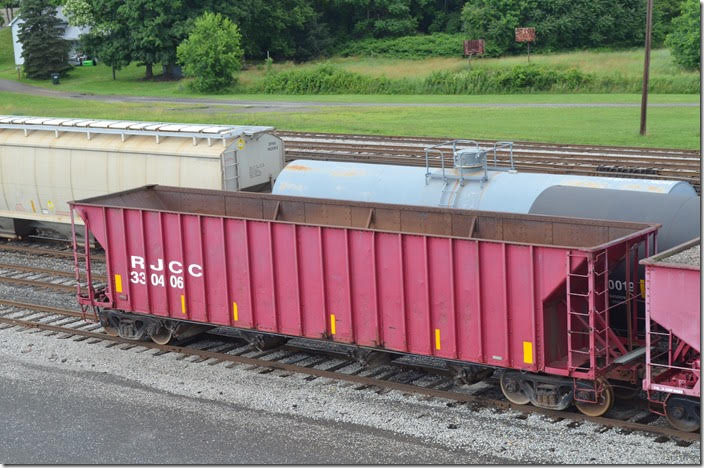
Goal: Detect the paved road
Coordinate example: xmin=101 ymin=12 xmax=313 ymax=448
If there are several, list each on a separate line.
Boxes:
xmin=0 ymin=78 xmax=698 ymax=111
xmin=0 ymin=357 xmax=507 ymax=464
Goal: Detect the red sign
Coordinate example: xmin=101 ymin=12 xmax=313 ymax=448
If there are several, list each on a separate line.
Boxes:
xmin=463 ymin=39 xmax=485 ymax=56
xmin=515 ymin=28 xmax=536 ymax=43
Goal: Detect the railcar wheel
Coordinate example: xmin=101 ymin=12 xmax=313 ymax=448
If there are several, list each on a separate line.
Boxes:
xmin=500 ymin=372 xmax=530 ymax=405
xmin=102 ymin=325 xmax=119 ymax=337
xmin=149 ymin=326 xmax=173 ymax=345
xmin=665 ymin=396 xmax=700 ymax=432
xmin=575 ymin=378 xmax=613 ymax=417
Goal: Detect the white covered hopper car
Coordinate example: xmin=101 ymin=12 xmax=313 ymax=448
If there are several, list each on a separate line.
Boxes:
xmin=0 ymin=116 xmax=285 ymax=238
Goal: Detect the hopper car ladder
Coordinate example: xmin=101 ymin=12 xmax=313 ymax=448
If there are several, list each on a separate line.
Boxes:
xmin=566 ymin=249 xmax=628 ymax=376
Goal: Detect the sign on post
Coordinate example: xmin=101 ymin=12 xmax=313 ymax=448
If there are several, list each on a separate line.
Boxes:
xmin=463 ymin=39 xmax=485 ymax=57
xmin=463 ymin=39 xmax=485 ymax=67
xmin=515 ymin=27 xmax=536 ymax=61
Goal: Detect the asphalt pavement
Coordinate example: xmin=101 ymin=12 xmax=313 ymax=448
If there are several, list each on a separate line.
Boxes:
xmin=0 ymin=357 xmax=506 ymax=464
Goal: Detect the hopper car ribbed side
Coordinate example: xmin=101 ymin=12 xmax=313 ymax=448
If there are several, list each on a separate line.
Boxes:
xmin=70 ymin=185 xmax=659 ymax=417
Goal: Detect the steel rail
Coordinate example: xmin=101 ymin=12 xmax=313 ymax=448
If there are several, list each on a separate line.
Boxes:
xmin=278 ymin=131 xmax=700 ymax=156
xmin=279 ymin=132 xmax=701 ymax=190
xmin=0 ymin=274 xmax=77 ymax=292
xmin=0 ymin=242 xmax=105 ymax=262
xmin=0 ymin=262 xmax=78 ymax=279
xmin=0 ymin=299 xmax=698 ymax=443
xmin=284 ymin=148 xmax=700 ymax=177
xmin=283 ymin=140 xmax=701 ymax=164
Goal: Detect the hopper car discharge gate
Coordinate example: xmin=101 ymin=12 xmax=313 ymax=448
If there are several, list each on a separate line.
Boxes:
xmin=70 ymin=185 xmax=659 ymax=417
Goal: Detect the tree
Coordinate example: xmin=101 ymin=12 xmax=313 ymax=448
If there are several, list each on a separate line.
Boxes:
xmin=117 ymin=0 xmax=189 ymax=79
xmin=17 ymin=0 xmax=72 ymax=79
xmin=64 ymin=0 xmax=197 ymax=79
xmin=64 ymin=0 xmax=131 ymax=80
xmin=81 ymin=26 xmax=131 ymax=79
xmin=666 ymin=0 xmax=700 ymax=70
xmin=1 ymin=1 xmax=20 ymax=26
xmin=176 ymin=11 xmax=243 ymax=92
xmin=461 ymin=0 xmax=651 ymax=57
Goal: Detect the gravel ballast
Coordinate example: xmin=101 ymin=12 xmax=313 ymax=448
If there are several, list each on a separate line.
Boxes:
xmin=0 ymin=320 xmax=699 ymax=464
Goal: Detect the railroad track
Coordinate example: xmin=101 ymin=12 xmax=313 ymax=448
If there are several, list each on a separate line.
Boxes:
xmin=279 ymin=131 xmax=701 ymax=191
xmin=0 ymin=240 xmax=105 ymax=262
xmin=0 ymin=261 xmax=102 ymax=293
xmin=0 ymin=298 xmax=698 ymax=444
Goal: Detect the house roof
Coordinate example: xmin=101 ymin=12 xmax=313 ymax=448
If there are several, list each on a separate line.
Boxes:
xmin=8 ymin=16 xmax=21 ymax=27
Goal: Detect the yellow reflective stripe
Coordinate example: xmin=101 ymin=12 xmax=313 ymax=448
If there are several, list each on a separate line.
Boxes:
xmin=639 ymin=279 xmax=646 ymax=298
xmin=181 ymin=295 xmax=186 ymax=314
xmin=330 ymin=314 xmax=336 ymax=335
xmin=114 ymin=274 xmax=122 ymax=293
xmin=233 ymin=302 xmax=238 ymax=322
xmin=523 ymin=341 xmax=534 ymax=364
xmin=435 ymin=329 xmax=441 ymax=350
xmin=30 ymin=200 xmax=36 ymax=213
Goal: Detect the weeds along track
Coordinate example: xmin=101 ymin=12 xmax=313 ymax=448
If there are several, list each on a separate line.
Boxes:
xmin=279 ymin=132 xmax=701 ymax=192
xmin=0 ymin=297 xmax=698 ymax=444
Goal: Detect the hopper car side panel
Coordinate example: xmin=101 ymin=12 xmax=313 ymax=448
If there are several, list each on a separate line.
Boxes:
xmin=79 ymin=203 xmax=565 ymax=370
xmin=72 ymin=187 xmax=657 ymax=381
xmin=641 ymin=239 xmax=701 ymax=398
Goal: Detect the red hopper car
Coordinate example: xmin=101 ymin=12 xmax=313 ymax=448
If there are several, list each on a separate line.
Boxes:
xmin=71 ymin=185 xmax=659 ymax=418
xmin=641 ymin=238 xmax=701 ymax=432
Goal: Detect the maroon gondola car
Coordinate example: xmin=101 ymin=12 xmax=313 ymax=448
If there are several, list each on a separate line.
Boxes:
xmin=641 ymin=238 xmax=701 ymax=432
xmin=70 ymin=185 xmax=658 ymax=417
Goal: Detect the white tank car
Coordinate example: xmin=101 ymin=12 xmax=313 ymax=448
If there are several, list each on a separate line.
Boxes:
xmin=273 ymin=160 xmax=696 ymax=210
xmin=0 ymin=116 xmax=285 ymax=237
xmin=273 ymin=141 xmax=699 ymax=252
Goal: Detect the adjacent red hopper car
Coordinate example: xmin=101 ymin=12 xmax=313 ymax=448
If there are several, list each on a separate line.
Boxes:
xmin=641 ymin=238 xmax=701 ymax=432
xmin=71 ymin=185 xmax=658 ymax=417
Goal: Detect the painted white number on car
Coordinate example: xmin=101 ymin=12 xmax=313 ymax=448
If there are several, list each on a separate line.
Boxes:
xmin=130 ymin=271 xmax=146 ymax=285
xmin=129 ymin=256 xmax=198 ymax=290
xmin=150 ymin=273 xmax=165 ymax=287
xmin=169 ymin=275 xmax=184 ymax=289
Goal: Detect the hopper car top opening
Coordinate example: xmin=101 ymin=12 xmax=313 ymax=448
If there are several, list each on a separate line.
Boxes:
xmin=70 ymin=185 xmax=659 ymax=251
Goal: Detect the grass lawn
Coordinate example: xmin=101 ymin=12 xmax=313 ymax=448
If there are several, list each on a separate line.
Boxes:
xmin=0 ymin=91 xmax=698 ymax=149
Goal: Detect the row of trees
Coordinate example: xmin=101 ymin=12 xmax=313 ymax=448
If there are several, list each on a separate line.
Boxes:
xmin=14 ymin=0 xmax=700 ymax=85
xmin=68 ymin=0 xmax=699 ymax=70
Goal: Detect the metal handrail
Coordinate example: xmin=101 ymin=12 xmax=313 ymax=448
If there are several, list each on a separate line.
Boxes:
xmin=424 ymin=139 xmax=489 ymax=185
xmin=492 ymin=141 xmax=515 ymax=170
xmin=424 ymin=147 xmax=447 ymax=183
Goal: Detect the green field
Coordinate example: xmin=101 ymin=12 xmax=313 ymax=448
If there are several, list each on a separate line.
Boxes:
xmin=0 ymin=91 xmax=698 ymax=149
xmin=0 ymin=27 xmax=699 ymax=149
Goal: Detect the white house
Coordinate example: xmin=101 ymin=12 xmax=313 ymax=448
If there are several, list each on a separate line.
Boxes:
xmin=11 ymin=6 xmax=91 ymax=66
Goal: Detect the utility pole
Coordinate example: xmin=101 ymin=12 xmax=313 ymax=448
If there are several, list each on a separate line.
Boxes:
xmin=639 ymin=0 xmax=653 ymax=136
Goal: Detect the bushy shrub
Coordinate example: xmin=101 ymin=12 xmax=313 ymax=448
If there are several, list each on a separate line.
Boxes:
xmin=252 ymin=64 xmax=406 ymax=94
xmin=339 ymin=33 xmax=465 ymax=59
xmin=249 ymin=63 xmax=698 ymax=95
xmin=666 ymin=0 xmax=701 ymax=70
xmin=423 ymin=65 xmax=597 ymax=93
xmin=177 ymin=12 xmax=244 ymax=92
